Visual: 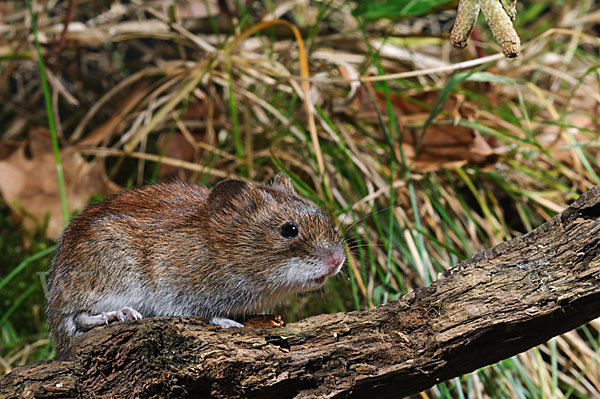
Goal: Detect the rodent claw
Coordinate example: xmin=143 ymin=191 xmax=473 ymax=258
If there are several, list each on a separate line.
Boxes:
xmin=210 ymin=317 xmax=244 ymax=328
xmin=101 ymin=312 xmax=112 ymax=325
xmin=121 ymin=307 xmax=143 ymax=320
xmin=75 ymin=307 xmax=144 ymax=333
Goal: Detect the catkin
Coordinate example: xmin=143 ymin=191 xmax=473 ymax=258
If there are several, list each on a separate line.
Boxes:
xmin=480 ymin=0 xmax=520 ymax=57
xmin=451 ymin=0 xmax=521 ymax=58
xmin=500 ymin=0 xmax=517 ymax=20
xmin=450 ymin=0 xmax=480 ymax=50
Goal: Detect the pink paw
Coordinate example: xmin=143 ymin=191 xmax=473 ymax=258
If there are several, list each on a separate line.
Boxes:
xmin=74 ymin=307 xmax=144 ymax=332
xmin=101 ymin=307 xmax=143 ymax=324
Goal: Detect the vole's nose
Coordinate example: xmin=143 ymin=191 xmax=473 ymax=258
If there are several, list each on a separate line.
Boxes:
xmin=324 ymin=247 xmax=345 ymax=274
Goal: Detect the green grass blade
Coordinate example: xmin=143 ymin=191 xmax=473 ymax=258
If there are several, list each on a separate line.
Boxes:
xmin=26 ymin=0 xmax=69 ymax=225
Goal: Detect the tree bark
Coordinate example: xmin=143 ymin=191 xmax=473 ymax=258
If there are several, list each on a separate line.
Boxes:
xmin=2 ymin=186 xmax=600 ymax=398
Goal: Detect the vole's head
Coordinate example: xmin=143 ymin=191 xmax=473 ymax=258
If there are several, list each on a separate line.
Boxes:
xmin=206 ymin=173 xmax=345 ymax=294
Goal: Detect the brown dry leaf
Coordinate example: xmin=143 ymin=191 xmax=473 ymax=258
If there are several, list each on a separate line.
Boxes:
xmin=0 ymin=128 xmax=119 ymax=241
xmin=243 ymin=315 xmax=285 ymax=328
xmin=348 ymin=83 xmax=497 ymax=172
xmin=157 ymin=132 xmax=203 ymax=181
xmin=157 ymin=94 xmax=219 ymax=181
xmin=0 ymin=140 xmax=19 ymax=160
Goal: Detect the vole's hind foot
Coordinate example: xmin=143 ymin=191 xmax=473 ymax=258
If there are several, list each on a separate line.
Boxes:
xmin=74 ymin=307 xmax=143 ymax=331
xmin=210 ymin=317 xmax=244 ymax=328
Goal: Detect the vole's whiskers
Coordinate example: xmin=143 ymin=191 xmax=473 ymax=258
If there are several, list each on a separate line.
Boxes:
xmin=341 ymin=205 xmax=404 ymax=236
xmin=345 ymin=242 xmax=391 ymax=251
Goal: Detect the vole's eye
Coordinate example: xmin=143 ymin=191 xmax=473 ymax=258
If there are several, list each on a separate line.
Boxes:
xmin=280 ymin=222 xmax=299 ymax=238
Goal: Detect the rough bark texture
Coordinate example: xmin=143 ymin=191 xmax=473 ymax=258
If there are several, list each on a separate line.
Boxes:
xmin=2 ymin=186 xmax=600 ymax=398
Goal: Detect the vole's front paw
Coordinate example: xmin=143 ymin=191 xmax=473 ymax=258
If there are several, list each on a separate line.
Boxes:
xmin=119 ymin=307 xmax=143 ymax=321
xmin=210 ymin=317 xmax=244 ymax=328
xmin=101 ymin=307 xmax=143 ymax=323
xmin=74 ymin=307 xmax=144 ymax=331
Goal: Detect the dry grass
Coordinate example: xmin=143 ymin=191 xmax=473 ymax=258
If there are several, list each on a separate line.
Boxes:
xmin=1 ymin=0 xmax=600 ymax=396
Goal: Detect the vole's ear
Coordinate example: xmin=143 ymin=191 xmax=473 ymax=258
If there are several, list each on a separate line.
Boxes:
xmin=271 ymin=172 xmax=296 ymax=194
xmin=208 ymin=179 xmax=252 ymax=211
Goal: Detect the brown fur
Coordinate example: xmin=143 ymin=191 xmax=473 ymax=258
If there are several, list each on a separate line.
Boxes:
xmin=47 ymin=174 xmax=344 ymax=351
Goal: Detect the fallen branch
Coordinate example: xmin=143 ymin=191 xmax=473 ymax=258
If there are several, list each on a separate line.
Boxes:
xmin=2 ymin=186 xmax=600 ymax=398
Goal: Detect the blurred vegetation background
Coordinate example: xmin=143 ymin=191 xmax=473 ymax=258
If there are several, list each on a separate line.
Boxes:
xmin=1 ymin=0 xmax=600 ymax=397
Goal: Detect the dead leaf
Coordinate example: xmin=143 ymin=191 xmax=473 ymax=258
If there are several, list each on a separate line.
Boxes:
xmin=0 ymin=128 xmax=119 ymax=241
xmin=157 ymin=93 xmax=220 ymax=181
xmin=0 ymin=140 xmax=18 ymax=160
xmin=157 ymin=132 xmax=204 ymax=181
xmin=243 ymin=315 xmax=284 ymax=328
xmin=344 ymin=81 xmax=498 ymax=172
